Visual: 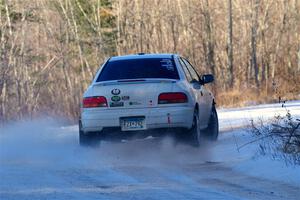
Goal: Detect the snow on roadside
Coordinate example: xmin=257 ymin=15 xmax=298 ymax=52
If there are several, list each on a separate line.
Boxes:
xmin=217 ymin=100 xmax=300 ymax=187
xmin=218 ymin=100 xmax=300 ymax=130
xmin=210 ymin=129 xmax=300 ymax=187
xmin=233 ymin=156 xmax=300 ymax=186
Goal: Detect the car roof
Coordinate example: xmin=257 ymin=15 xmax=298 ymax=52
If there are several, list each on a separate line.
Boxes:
xmin=109 ymin=53 xmax=177 ymax=61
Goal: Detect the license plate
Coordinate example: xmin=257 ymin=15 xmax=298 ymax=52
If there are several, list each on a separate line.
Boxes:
xmin=120 ymin=117 xmax=146 ymax=131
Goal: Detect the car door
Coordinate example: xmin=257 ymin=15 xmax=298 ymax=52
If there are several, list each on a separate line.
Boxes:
xmin=178 ymin=58 xmax=207 ymax=129
xmin=181 ymin=58 xmax=212 ymax=127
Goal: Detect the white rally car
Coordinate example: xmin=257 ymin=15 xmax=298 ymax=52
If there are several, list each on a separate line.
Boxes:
xmin=79 ymin=53 xmax=218 ymax=146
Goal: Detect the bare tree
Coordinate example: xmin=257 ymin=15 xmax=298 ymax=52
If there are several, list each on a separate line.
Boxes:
xmin=227 ymin=0 xmax=234 ymax=88
xmin=202 ymin=0 xmax=216 ymax=77
xmin=0 ymin=0 xmax=299 ymax=123
xmin=251 ymin=0 xmax=260 ymax=88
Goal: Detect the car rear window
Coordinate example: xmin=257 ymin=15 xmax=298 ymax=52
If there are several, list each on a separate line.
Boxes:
xmin=96 ymin=58 xmax=179 ymax=82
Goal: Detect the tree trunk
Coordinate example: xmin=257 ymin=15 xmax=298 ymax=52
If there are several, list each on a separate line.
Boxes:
xmin=298 ymin=46 xmax=300 ymax=72
xmin=251 ymin=0 xmax=260 ymax=88
xmin=203 ymin=0 xmax=216 ymax=77
xmin=227 ymin=0 xmax=234 ymax=88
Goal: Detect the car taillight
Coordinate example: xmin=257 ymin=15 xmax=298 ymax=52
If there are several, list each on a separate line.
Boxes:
xmin=83 ymin=96 xmax=107 ymax=108
xmin=158 ymin=92 xmax=188 ymax=104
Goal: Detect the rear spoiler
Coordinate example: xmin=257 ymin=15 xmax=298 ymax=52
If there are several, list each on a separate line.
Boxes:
xmin=93 ymin=79 xmax=177 ymax=86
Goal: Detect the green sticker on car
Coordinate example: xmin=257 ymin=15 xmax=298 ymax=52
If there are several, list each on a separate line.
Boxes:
xmin=111 ymin=96 xmax=121 ymax=102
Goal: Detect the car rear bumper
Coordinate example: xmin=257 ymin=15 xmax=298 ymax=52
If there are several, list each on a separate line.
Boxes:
xmin=80 ymin=106 xmax=194 ymax=132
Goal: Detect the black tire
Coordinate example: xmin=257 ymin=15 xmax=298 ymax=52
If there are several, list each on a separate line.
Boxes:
xmin=203 ymin=105 xmax=219 ymax=141
xmin=188 ymin=109 xmax=202 ymax=147
xmin=79 ymin=120 xmax=100 ymax=146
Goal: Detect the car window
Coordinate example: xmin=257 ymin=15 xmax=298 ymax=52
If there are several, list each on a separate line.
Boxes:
xmin=96 ymin=58 xmax=180 ymax=82
xmin=178 ymin=58 xmax=193 ymax=82
xmin=182 ymin=58 xmax=199 ymax=81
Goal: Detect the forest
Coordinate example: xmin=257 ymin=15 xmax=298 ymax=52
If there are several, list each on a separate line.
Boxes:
xmin=0 ymin=0 xmax=299 ymax=123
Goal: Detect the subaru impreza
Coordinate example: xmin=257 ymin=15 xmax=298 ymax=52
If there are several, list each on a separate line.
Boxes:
xmin=79 ymin=53 xmax=218 ymax=146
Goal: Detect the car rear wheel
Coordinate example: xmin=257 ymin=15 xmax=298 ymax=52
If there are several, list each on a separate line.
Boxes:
xmin=188 ymin=109 xmax=202 ymax=147
xmin=203 ymin=105 xmax=219 ymax=141
xmin=79 ymin=121 xmax=101 ymax=146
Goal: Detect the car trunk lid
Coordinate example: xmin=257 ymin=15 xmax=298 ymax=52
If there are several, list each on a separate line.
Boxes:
xmin=91 ymin=79 xmax=177 ymax=109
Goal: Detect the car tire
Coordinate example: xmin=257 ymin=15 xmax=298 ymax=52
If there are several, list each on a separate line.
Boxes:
xmin=79 ymin=120 xmax=100 ymax=146
xmin=188 ymin=109 xmax=202 ymax=147
xmin=203 ymin=105 xmax=219 ymax=141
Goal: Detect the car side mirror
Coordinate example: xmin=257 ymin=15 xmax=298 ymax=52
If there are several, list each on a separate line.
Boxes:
xmin=201 ymin=74 xmax=214 ymax=85
xmin=191 ymin=79 xmax=201 ymax=90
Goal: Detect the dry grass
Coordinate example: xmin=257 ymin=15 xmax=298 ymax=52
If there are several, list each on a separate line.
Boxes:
xmin=216 ymin=80 xmax=300 ymax=108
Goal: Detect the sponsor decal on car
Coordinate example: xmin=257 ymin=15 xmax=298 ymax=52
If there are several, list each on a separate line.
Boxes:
xmin=160 ymin=59 xmax=175 ymax=71
xmin=122 ymin=96 xmax=130 ymax=101
xmin=111 ymin=89 xmax=121 ymax=95
xmin=129 ymin=101 xmax=141 ymax=105
xmin=111 ymin=96 xmax=121 ymax=102
xmin=110 ymin=102 xmax=124 ymax=107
